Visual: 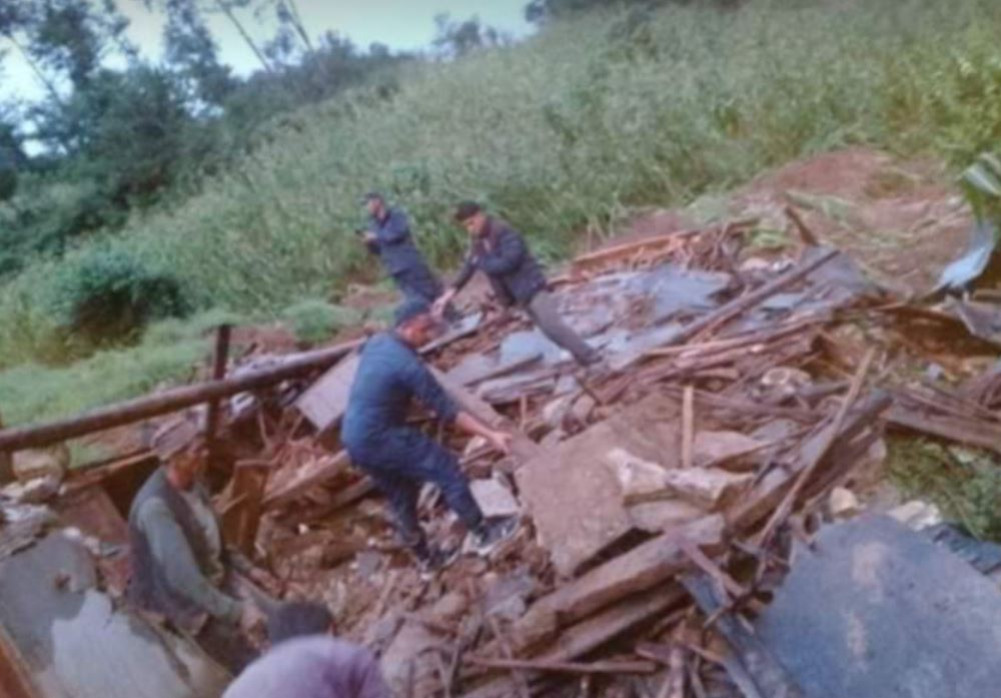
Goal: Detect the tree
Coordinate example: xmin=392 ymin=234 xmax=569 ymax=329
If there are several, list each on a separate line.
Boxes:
xmin=432 ymin=14 xmax=503 ymax=58
xmin=0 ymin=106 xmax=25 ymax=201
xmin=0 ymin=0 xmax=64 ymax=107
xmin=159 ymin=0 xmax=235 ymax=109
xmin=525 ymin=0 xmax=742 ymax=22
xmin=146 ymin=0 xmax=273 ymax=72
xmin=29 ymin=0 xmax=136 ymax=89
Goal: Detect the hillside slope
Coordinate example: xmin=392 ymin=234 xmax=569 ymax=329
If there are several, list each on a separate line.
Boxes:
xmin=1 ymin=0 xmax=1000 ymax=369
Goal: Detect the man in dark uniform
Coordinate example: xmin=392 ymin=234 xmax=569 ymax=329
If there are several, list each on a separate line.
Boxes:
xmin=127 ymin=416 xmax=265 ymax=673
xmin=434 ymin=201 xmax=600 ymax=366
xmin=361 ymin=192 xmax=446 ymax=307
xmin=341 ymin=299 xmax=516 ymax=570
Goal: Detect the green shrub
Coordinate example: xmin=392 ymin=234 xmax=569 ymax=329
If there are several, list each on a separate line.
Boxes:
xmin=888 ymin=436 xmax=1001 ymax=541
xmin=49 ymin=250 xmax=192 ymax=346
xmin=280 ymin=299 xmax=363 ymax=345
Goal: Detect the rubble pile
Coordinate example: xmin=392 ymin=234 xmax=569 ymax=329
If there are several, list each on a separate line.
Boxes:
xmin=5 ymin=209 xmax=1001 ymax=697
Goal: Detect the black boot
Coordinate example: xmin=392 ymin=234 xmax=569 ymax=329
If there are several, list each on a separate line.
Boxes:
xmin=471 ymin=517 xmax=518 ymax=557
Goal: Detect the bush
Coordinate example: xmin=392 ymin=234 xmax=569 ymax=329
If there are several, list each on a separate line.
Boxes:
xmin=280 ymin=299 xmax=363 ymax=345
xmin=49 ymin=250 xmax=192 ymax=345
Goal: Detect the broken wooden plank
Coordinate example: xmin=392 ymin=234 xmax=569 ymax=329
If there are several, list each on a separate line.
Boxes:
xmin=508 ymin=515 xmax=725 ymax=654
xmin=0 ymin=338 xmax=364 ymax=453
xmin=611 ymin=248 xmax=839 ymax=375
xmin=294 ymin=352 xmax=361 ymax=432
xmin=204 ymin=324 xmax=232 ymax=463
xmin=300 ymin=477 xmax=377 ymax=523
xmin=682 ymin=386 xmax=695 ymax=469
xmin=572 ymin=221 xmax=756 ymax=274
xmin=757 ymin=347 xmax=875 ymax=547
xmin=463 ymin=586 xmax=688 ymax=698
xmin=465 ymin=656 xmax=656 ymax=675
xmin=432 ymin=368 xmax=544 ymax=462
xmin=263 ymin=450 xmax=350 ymax=507
xmin=682 ymin=573 xmax=805 ymax=698
xmin=420 ymin=312 xmax=484 ymax=355
xmin=885 ymin=404 xmax=1001 ymax=456
xmin=221 ymin=461 xmax=269 ymax=555
xmin=728 ymin=390 xmax=892 ymax=532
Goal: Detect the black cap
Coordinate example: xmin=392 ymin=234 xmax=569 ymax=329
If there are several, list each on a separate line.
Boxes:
xmin=361 ymin=191 xmax=383 ymax=204
xmin=454 ymin=200 xmax=482 ymax=222
xmin=394 ymin=298 xmax=432 ymax=328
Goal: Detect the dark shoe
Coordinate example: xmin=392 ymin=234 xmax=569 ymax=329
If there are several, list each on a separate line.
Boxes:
xmin=471 ymin=517 xmax=519 ymax=557
xmin=415 ymin=544 xmax=460 ymax=578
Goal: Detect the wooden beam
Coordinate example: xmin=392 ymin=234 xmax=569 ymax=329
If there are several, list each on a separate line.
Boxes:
xmin=0 ymin=339 xmax=363 ymax=453
xmin=508 ymin=516 xmax=725 ymax=654
xmin=682 ymin=573 xmax=804 ymax=698
xmin=465 ymin=656 xmax=657 ymax=675
xmin=263 ymin=449 xmax=351 ymax=507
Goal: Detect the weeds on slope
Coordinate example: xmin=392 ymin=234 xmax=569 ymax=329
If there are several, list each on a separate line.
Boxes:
xmin=3 ymin=0 xmax=1001 ymax=370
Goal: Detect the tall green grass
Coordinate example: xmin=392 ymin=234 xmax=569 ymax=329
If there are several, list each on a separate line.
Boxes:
xmin=3 ymin=0 xmax=1001 ymax=371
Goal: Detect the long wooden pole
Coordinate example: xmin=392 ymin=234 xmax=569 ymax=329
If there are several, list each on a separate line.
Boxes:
xmin=0 ymin=338 xmax=364 ymax=453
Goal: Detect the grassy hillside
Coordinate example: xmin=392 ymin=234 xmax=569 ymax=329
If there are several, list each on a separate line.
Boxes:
xmin=2 ymin=0 xmax=1001 ymax=423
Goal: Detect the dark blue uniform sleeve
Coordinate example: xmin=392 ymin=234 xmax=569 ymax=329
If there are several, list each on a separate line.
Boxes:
xmin=479 ymin=227 xmax=527 ymax=275
xmin=376 ymin=209 xmax=410 ymax=245
xmin=452 ymin=249 xmax=478 ymax=291
xmin=402 ymin=354 xmax=459 ymax=423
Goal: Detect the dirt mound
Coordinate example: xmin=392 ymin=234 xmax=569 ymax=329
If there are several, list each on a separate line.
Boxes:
xmin=731 ymin=147 xmax=972 ymax=296
xmin=602 ymin=148 xmax=974 ymax=297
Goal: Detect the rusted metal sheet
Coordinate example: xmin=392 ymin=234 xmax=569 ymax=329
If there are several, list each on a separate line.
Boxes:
xmin=0 ymin=532 xmax=230 ymax=698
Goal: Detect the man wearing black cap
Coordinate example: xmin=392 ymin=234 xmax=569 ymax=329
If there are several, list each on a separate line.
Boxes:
xmin=360 ymin=193 xmax=446 ymax=308
xmin=434 ymin=201 xmax=600 ymax=366
xmin=341 ymin=298 xmax=517 ymax=570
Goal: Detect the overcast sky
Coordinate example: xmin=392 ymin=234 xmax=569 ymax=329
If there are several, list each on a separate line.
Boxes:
xmin=0 ymin=0 xmax=533 ymax=103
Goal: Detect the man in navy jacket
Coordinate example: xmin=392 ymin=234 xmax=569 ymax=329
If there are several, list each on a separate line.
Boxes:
xmin=361 ymin=192 xmax=445 ymax=307
xmin=342 ymin=299 xmax=516 ymax=570
xmin=434 ymin=201 xmax=599 ymax=366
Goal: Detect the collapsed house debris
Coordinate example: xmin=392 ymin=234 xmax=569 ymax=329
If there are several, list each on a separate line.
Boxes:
xmin=2 ymin=207 xmax=1001 ymax=697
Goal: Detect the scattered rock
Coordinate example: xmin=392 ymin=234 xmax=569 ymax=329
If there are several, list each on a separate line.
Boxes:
xmin=569 ymin=394 xmax=597 ymax=426
xmin=541 ymin=395 xmax=574 ymax=429
xmin=484 ymin=568 xmax=537 ymax=622
xmin=470 ymin=476 xmax=520 ymax=518
xmin=828 ymin=487 xmax=861 ymax=519
xmin=757 ymin=366 xmax=812 ymax=402
xmin=604 ymin=447 xmax=668 ymax=500
xmin=660 ymin=468 xmax=753 ymax=510
xmin=889 ymin=500 xmax=943 ymax=530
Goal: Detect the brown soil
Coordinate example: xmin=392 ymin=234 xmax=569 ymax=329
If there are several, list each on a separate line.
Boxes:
xmin=730 ymin=147 xmax=972 ymax=296
xmin=598 ymin=147 xmax=973 ymax=297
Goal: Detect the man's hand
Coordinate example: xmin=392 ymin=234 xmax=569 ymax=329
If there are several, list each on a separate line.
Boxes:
xmin=239 ymin=601 xmax=266 ymax=637
xmin=432 ymin=289 xmax=457 ymax=318
xmin=362 ymin=232 xmax=378 ymax=244
xmin=485 ymin=429 xmax=513 ymax=456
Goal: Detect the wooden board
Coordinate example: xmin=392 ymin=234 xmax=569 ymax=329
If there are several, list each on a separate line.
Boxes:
xmin=509 ymin=515 xmax=724 ymax=654
xmin=294 ymin=352 xmax=361 ymax=432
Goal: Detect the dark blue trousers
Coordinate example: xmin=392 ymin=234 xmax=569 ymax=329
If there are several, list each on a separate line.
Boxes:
xmin=393 ymin=267 xmax=443 ymax=305
xmin=350 ymin=427 xmax=482 ymax=547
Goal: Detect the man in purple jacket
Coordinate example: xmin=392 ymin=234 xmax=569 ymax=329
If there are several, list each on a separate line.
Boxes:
xmin=223 ymin=602 xmax=390 ymax=698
